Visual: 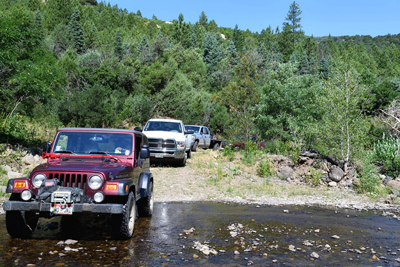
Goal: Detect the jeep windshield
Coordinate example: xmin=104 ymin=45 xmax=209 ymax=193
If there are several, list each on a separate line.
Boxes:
xmin=52 ymin=131 xmax=133 ymax=156
xmin=144 ymin=121 xmax=182 ymax=133
xmin=185 ymin=126 xmax=200 ymax=133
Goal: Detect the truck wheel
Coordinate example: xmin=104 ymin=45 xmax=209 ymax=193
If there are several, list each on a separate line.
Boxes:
xmin=138 ymin=181 xmax=154 ymax=217
xmin=112 ymin=191 xmax=137 ymax=239
xmin=192 ymin=141 xmax=198 ymax=152
xmin=6 ymin=211 xmax=38 ymax=239
xmin=187 ymin=149 xmax=191 ymax=159
xmin=179 ymin=154 xmax=187 ymax=167
xmin=213 ymin=143 xmax=220 ymax=151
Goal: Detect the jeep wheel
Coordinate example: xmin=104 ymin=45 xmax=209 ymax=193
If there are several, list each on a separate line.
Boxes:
xmin=112 ymin=191 xmax=137 ymax=239
xmin=6 ymin=211 xmax=38 ymax=239
xmin=138 ymin=181 xmax=154 ymax=217
xmin=192 ymin=141 xmax=198 ymax=152
xmin=187 ymin=148 xmax=191 ymax=159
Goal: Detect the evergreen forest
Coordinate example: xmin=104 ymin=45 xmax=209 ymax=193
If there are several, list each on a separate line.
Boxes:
xmin=2 ymin=0 xmax=400 ymax=194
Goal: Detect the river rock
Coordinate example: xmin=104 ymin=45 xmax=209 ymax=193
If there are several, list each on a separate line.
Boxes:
xmin=310 ymin=252 xmax=319 ymax=259
xmin=329 ymin=166 xmax=344 ymax=182
xmin=328 ymin=181 xmax=337 ymax=187
xmin=278 ymin=166 xmax=293 ymax=180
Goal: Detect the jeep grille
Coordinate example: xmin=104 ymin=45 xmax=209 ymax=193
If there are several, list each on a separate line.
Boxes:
xmin=46 ymin=172 xmax=89 ymax=190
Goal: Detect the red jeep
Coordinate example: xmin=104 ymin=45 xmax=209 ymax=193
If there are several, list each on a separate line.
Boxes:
xmin=3 ymin=128 xmax=153 ymax=239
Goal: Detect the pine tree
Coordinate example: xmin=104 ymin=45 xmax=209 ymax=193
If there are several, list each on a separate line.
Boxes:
xmin=114 ymin=29 xmax=124 ymax=60
xmin=232 ymin=24 xmax=245 ymax=53
xmin=285 ymin=1 xmax=302 ymax=33
xmin=68 ymin=7 xmax=85 ymax=53
xmin=83 ymin=21 xmax=98 ymax=49
xmin=33 ymin=11 xmax=44 ymax=40
xmin=203 ymin=32 xmax=224 ymax=75
xmin=43 ymin=0 xmax=78 ymax=33
xmin=299 ymin=51 xmax=309 ymax=75
xmin=199 ymin=11 xmax=208 ymax=27
xmin=227 ymin=41 xmax=238 ymax=65
xmin=190 ymin=25 xmax=198 ymax=48
xmin=137 ymin=10 xmax=142 ymax=17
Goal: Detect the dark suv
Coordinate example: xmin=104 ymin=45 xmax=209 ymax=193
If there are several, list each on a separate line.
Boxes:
xmin=3 ymin=128 xmax=153 ymax=239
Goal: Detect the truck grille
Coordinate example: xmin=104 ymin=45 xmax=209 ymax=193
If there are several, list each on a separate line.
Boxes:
xmin=148 ymin=138 xmax=176 ymax=149
xmin=46 ymin=172 xmax=89 ymax=190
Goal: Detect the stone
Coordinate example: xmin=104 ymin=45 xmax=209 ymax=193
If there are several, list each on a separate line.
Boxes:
xmin=329 ymin=166 xmax=344 ymax=182
xmin=22 ymin=154 xmax=35 ymax=165
xmin=331 ymin=235 xmax=340 ymax=239
xmin=387 ymin=179 xmax=400 ymax=191
xmin=310 ymin=252 xmax=319 ymax=259
xmin=301 ymin=151 xmax=318 ymax=158
xmin=278 ymin=166 xmax=293 ymax=180
xmin=328 ymin=181 xmax=337 ymax=187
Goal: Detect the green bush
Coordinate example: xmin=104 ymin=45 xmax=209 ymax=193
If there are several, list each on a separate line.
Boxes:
xmin=307 ymin=168 xmax=322 ymax=186
xmin=222 ymin=146 xmax=235 ymax=161
xmin=355 ymin=155 xmax=382 ymax=195
xmin=372 ymin=134 xmax=400 ymax=177
xmin=257 ymin=158 xmax=275 ymax=178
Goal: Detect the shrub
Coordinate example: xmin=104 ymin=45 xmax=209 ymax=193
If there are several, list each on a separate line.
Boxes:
xmin=77 ymin=50 xmax=102 ymax=68
xmin=257 ymin=158 xmax=274 ymax=178
xmin=307 ymin=168 xmax=322 ymax=186
xmin=222 ymin=146 xmax=235 ymax=161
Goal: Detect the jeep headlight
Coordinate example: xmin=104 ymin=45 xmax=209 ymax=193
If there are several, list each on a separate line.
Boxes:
xmin=176 ymin=141 xmax=185 ymax=149
xmin=32 ymin=173 xmax=46 ymax=188
xmin=88 ymin=175 xmax=103 ymax=190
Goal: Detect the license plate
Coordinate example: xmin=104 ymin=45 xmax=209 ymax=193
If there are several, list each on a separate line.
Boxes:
xmin=155 ymin=154 xmax=164 ymax=158
xmin=50 ymin=203 xmax=74 ymax=215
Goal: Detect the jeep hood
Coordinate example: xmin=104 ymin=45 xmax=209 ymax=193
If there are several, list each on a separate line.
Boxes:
xmin=32 ymin=160 xmax=130 ymax=174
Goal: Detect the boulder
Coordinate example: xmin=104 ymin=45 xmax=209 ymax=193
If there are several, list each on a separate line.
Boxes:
xmin=387 ymin=179 xmax=400 ymax=191
xmin=329 ymin=166 xmax=344 ymax=182
xmin=278 ymin=166 xmax=293 ymax=180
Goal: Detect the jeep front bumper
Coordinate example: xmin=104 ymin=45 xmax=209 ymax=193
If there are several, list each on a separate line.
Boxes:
xmin=3 ymin=201 xmax=124 ymax=214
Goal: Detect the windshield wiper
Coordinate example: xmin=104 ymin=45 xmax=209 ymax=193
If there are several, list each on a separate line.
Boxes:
xmin=89 ymin=151 xmax=109 ymax=155
xmin=54 ymin=150 xmax=75 ymax=154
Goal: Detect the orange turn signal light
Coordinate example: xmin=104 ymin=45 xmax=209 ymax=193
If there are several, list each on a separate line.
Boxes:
xmin=106 ymin=184 xmax=117 ymax=191
xmin=14 ymin=182 xmax=26 ymax=188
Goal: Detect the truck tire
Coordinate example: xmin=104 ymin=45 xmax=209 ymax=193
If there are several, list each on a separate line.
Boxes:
xmin=192 ymin=141 xmax=198 ymax=152
xmin=178 ymin=154 xmax=187 ymax=167
xmin=6 ymin=211 xmax=38 ymax=239
xmin=213 ymin=143 xmax=220 ymax=151
xmin=112 ymin=191 xmax=137 ymax=239
xmin=138 ymin=181 xmax=154 ymax=217
xmin=187 ymin=149 xmax=191 ymax=159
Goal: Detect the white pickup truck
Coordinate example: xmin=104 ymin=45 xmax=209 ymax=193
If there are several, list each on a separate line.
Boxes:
xmin=140 ymin=119 xmax=193 ymax=166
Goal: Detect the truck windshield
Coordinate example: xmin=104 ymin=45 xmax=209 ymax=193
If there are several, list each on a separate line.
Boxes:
xmin=52 ymin=132 xmax=133 ymax=156
xmin=185 ymin=126 xmax=200 ymax=133
xmin=144 ymin=121 xmax=182 ymax=133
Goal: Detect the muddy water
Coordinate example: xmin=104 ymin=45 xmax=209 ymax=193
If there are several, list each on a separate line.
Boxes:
xmin=0 ymin=202 xmax=400 ymax=266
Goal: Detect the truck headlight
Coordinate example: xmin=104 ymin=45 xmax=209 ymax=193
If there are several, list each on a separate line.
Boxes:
xmin=176 ymin=141 xmax=185 ymax=149
xmin=32 ymin=173 xmax=46 ymax=188
xmin=88 ymin=175 xmax=103 ymax=190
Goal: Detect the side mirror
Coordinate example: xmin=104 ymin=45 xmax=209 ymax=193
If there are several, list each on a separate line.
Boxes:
xmin=134 ymin=126 xmax=143 ymax=132
xmin=185 ymin=130 xmax=194 ymax=135
xmin=139 ymin=145 xmax=150 ymax=158
xmin=43 ymin=142 xmax=52 ymax=153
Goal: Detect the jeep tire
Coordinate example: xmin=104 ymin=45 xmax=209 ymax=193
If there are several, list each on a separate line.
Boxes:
xmin=138 ymin=181 xmax=154 ymax=217
xmin=6 ymin=211 xmax=38 ymax=239
xmin=112 ymin=191 xmax=137 ymax=240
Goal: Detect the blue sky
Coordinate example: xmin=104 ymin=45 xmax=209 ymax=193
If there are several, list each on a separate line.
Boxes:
xmin=104 ymin=0 xmax=400 ymax=37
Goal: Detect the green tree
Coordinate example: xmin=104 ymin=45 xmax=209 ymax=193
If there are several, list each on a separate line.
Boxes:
xmin=43 ymin=0 xmax=79 ymax=33
xmin=198 ymin=11 xmax=208 ymax=28
xmin=68 ymin=7 xmax=85 ymax=53
xmin=83 ymin=21 xmax=98 ymax=49
xmin=314 ymin=61 xmax=369 ymax=161
xmin=285 ymin=1 xmax=302 ymax=33
xmin=137 ymin=10 xmax=142 ymax=17
xmin=203 ymin=32 xmax=225 ymax=75
xmin=232 ymin=24 xmax=245 ymax=52
xmin=114 ymin=29 xmax=124 ymax=60
xmin=213 ymin=53 xmax=260 ymax=140
xmin=190 ymin=25 xmax=198 ymax=48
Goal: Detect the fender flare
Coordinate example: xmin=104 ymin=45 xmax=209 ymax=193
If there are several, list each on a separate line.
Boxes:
xmin=138 ymin=172 xmax=153 ymax=198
